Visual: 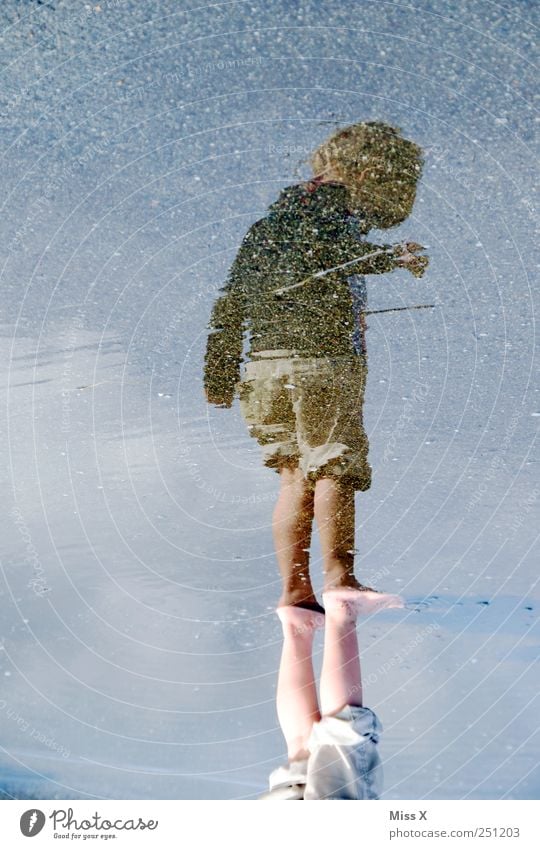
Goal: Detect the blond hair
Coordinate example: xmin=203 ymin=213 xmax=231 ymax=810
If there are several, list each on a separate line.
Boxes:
xmin=309 ymin=121 xmax=423 ymax=209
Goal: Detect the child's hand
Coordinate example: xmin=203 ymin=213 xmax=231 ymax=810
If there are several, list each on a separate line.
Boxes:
xmin=403 ymin=241 xmax=425 ymax=254
xmin=394 ymin=242 xmax=429 ymax=278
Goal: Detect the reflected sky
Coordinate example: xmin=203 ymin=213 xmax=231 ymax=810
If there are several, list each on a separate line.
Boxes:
xmin=0 ymin=0 xmax=538 ymax=800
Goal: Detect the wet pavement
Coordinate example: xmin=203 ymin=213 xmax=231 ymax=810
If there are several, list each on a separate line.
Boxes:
xmin=0 ymin=0 xmax=538 ymax=799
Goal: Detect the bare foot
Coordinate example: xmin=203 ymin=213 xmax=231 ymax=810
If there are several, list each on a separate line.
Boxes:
xmin=323 ymin=572 xmax=376 ymax=593
xmin=278 ymin=587 xmax=325 ymax=614
xmin=323 ymin=587 xmax=405 ymax=621
xmin=276 ymin=604 xmax=325 ymax=633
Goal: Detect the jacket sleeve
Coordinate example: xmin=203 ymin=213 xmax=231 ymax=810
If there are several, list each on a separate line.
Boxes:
xmin=340 ymin=238 xmax=398 ymax=275
xmin=324 ymin=210 xmax=399 ymax=276
xmin=203 ymin=256 xmax=246 ymax=407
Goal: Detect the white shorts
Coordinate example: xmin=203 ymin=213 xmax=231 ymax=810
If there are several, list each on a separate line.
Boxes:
xmin=260 ymin=706 xmax=383 ymax=800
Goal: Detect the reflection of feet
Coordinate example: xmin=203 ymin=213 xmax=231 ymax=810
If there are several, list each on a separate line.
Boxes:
xmin=278 ymin=590 xmax=325 ymax=615
xmin=276 ymin=604 xmax=325 ymax=633
xmin=323 ymin=574 xmax=375 ymax=592
xmin=323 ymin=587 xmax=405 ymax=621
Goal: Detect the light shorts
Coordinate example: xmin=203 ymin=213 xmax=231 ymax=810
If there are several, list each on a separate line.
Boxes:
xmin=260 ymin=706 xmax=383 ymax=800
xmin=304 ymin=705 xmax=383 ymax=800
xmin=236 ymin=350 xmax=371 ymax=491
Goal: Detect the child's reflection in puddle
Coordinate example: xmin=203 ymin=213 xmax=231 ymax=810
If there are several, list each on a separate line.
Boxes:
xmin=204 ymin=122 xmax=428 ymax=798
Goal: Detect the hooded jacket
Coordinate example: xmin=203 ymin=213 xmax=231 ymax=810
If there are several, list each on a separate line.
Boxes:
xmin=204 ymin=180 xmax=399 ymax=406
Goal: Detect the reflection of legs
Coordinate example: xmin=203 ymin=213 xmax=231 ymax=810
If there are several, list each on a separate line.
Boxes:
xmin=273 ymin=467 xmax=320 ymax=609
xmin=314 ymin=477 xmax=404 ymax=613
xmin=276 ymin=607 xmax=321 ymax=761
xmin=319 ymin=598 xmax=363 ymax=717
xmin=314 ymin=477 xmax=369 ymax=591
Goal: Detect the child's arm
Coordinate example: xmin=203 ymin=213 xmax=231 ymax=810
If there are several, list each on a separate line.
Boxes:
xmin=329 ymin=241 xmax=398 ymax=275
xmin=327 ymin=241 xmax=428 ymax=277
xmin=274 ymin=241 xmax=428 ymax=296
xmin=204 ymin=263 xmax=246 ymax=408
xmin=323 ymin=209 xmax=428 ymax=279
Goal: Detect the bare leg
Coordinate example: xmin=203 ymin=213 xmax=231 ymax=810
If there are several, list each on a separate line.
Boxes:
xmin=319 ymin=599 xmax=363 ymax=717
xmin=276 ymin=607 xmax=321 ymax=760
xmin=314 ymin=477 xmax=404 ymax=613
xmin=273 ymin=466 xmax=321 ymax=609
xmin=314 ymin=477 xmax=369 ymax=591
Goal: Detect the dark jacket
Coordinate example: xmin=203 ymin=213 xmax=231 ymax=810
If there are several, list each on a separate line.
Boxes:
xmin=204 ymin=180 xmax=399 ymax=406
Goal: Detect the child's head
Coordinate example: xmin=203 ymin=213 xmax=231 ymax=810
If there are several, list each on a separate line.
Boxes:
xmin=309 ymin=121 xmax=423 ymax=228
